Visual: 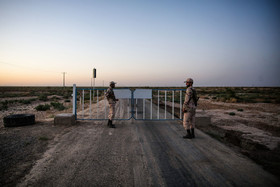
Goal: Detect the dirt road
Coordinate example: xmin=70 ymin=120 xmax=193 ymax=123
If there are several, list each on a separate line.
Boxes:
xmin=17 ymin=99 xmax=279 ymax=186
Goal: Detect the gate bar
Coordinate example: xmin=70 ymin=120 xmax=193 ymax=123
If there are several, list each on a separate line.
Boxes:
xmin=143 ymin=99 xmax=145 ymax=119
xmin=157 ymin=90 xmax=159 ymax=119
xmin=104 ymin=90 xmax=106 ymax=119
xmin=150 ymin=98 xmax=152 ymax=119
xmin=72 ymin=84 xmax=77 ymax=118
xmin=136 ymin=99 xmax=138 ymax=119
xmin=74 ymin=87 xmax=185 ymax=121
xmin=90 ymin=90 xmax=92 ymax=118
xmin=180 ymin=90 xmax=182 ymax=119
xmin=93 ymin=90 xmax=95 ymax=118
xmin=172 ymin=90 xmax=174 ymax=119
xmin=165 ymin=90 xmax=167 ymax=119
xmin=97 ymin=90 xmax=99 ymax=118
xmin=131 ymin=91 xmax=134 ymax=119
xmin=82 ymin=90 xmax=84 ymax=118
xmin=128 ymin=98 xmax=130 ymax=119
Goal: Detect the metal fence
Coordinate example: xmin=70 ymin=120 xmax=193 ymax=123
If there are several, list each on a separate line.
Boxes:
xmin=72 ymin=84 xmax=185 ymax=121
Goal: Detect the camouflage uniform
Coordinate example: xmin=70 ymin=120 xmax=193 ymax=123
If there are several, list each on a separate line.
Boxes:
xmin=105 ymin=85 xmax=117 ymax=121
xmin=183 ymin=86 xmax=197 ymax=130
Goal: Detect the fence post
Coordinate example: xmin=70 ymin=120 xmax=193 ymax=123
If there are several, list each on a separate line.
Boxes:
xmin=150 ymin=97 xmax=152 ymax=120
xmin=136 ymin=99 xmax=138 ymax=119
xmin=165 ymin=90 xmax=167 ymax=119
xmin=143 ymin=99 xmax=145 ymax=119
xmin=131 ymin=89 xmax=135 ymax=119
xmin=82 ymin=89 xmax=84 ymax=118
xmin=72 ymin=84 xmax=77 ymax=118
xmin=97 ymin=90 xmax=99 ymax=118
xmin=158 ymin=90 xmax=159 ymax=119
xmin=104 ymin=90 xmax=107 ymax=119
xmin=90 ymin=90 xmax=92 ymax=118
xmin=172 ymin=90 xmax=174 ymax=119
xmin=180 ymin=90 xmax=182 ymax=119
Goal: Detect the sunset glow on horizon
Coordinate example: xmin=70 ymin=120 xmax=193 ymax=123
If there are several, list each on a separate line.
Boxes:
xmin=1 ymin=0 xmax=279 ymax=87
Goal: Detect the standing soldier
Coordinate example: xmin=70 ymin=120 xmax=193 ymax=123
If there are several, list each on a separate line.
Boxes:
xmin=182 ymin=78 xmax=198 ymax=139
xmin=105 ymin=81 xmax=118 ymax=128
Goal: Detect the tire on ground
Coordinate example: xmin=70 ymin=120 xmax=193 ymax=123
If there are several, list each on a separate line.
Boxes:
xmin=3 ymin=114 xmax=35 ymax=127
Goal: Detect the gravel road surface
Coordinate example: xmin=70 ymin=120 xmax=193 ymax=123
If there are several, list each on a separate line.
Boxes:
xmin=18 ymin=99 xmax=279 ymax=186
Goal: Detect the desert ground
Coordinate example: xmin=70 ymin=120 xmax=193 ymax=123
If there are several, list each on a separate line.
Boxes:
xmin=0 ymin=87 xmax=279 ymax=186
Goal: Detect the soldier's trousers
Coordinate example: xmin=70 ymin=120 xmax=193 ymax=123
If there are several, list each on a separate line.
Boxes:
xmin=108 ymin=103 xmax=116 ymax=120
xmin=183 ymin=110 xmax=196 ymax=130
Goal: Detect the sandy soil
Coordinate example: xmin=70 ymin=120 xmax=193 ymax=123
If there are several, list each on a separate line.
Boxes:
xmin=0 ymin=96 xmax=73 ymax=122
xmin=196 ymin=99 xmax=280 ymax=179
xmin=165 ymin=98 xmax=280 ymax=149
xmin=1 ymin=96 xmax=280 ymax=186
xmin=198 ymin=99 xmax=280 ymax=149
xmin=162 ymin=98 xmax=280 ymax=180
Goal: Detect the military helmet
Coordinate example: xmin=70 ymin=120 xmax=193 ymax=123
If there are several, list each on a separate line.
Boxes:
xmin=184 ymin=78 xmax=193 ymax=83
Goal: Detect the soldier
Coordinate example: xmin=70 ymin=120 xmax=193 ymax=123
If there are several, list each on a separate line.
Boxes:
xmin=182 ymin=78 xmax=198 ymax=139
xmin=105 ymin=81 xmax=118 ymax=128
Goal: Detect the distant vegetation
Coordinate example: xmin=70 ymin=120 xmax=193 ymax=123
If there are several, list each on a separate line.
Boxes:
xmin=38 ymin=94 xmax=48 ymax=101
xmin=151 ymin=87 xmax=280 ymax=104
xmin=50 ymin=102 xmax=65 ymax=111
xmin=195 ymin=87 xmax=280 ymax=103
xmin=0 ymin=100 xmax=8 ymax=111
xmin=34 ymin=102 xmax=66 ymax=111
xmin=0 ymin=87 xmax=73 ymax=111
xmin=0 ymin=86 xmax=72 ymax=99
xmin=35 ymin=104 xmax=51 ymax=111
xmin=0 ymin=98 xmax=37 ymax=111
xmin=0 ymin=87 xmax=279 ymax=108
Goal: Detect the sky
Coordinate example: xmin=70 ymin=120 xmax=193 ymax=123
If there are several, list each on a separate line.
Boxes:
xmin=0 ymin=0 xmax=279 ymax=87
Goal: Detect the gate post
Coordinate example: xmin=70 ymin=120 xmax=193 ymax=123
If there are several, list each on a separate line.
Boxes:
xmin=131 ymin=89 xmax=135 ymax=119
xmin=72 ymin=84 xmax=77 ymax=119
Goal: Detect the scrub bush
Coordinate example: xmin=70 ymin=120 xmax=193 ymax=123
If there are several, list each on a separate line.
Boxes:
xmin=51 ymin=102 xmax=65 ymax=111
xmin=35 ymin=104 xmax=50 ymax=111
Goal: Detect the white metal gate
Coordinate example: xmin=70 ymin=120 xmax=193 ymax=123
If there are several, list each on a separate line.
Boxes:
xmin=72 ymin=84 xmax=185 ymax=121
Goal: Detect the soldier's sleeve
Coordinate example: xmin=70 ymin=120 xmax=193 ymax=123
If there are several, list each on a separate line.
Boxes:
xmin=112 ymin=91 xmax=117 ymax=101
xmin=183 ymin=94 xmax=188 ymax=105
xmin=184 ymin=88 xmax=192 ymax=105
xmin=105 ymin=88 xmax=112 ymax=98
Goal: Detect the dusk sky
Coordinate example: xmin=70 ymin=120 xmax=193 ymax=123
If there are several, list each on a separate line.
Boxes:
xmin=0 ymin=0 xmax=279 ymax=87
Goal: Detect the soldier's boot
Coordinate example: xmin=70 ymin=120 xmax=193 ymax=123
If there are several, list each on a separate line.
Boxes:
xmin=191 ymin=128 xmax=195 ymax=138
xmin=111 ymin=120 xmax=116 ymax=128
xmin=183 ymin=130 xmax=192 ymax=139
xmin=108 ymin=120 xmax=115 ymax=128
xmin=108 ymin=120 xmax=112 ymax=128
